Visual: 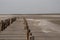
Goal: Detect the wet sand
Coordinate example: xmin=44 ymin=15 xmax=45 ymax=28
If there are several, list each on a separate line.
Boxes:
xmin=0 ymin=14 xmax=60 ymax=40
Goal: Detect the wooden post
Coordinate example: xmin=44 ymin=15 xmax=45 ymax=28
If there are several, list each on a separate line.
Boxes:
xmin=27 ymin=30 xmax=29 ymax=40
xmin=23 ymin=17 xmax=28 ymax=30
xmin=23 ymin=17 xmax=30 ymax=40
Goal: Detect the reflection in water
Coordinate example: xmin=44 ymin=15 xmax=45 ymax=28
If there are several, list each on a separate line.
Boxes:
xmin=27 ymin=19 xmax=60 ymax=33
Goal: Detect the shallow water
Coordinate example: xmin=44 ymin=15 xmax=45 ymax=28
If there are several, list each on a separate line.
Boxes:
xmin=27 ymin=19 xmax=60 ymax=33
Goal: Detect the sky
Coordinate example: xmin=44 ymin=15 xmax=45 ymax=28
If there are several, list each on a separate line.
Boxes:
xmin=0 ymin=0 xmax=60 ymax=14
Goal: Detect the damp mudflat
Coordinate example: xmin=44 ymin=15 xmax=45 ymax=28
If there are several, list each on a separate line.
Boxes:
xmin=0 ymin=14 xmax=60 ymax=40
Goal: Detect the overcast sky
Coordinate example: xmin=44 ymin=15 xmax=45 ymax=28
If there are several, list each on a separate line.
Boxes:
xmin=0 ymin=0 xmax=60 ymax=14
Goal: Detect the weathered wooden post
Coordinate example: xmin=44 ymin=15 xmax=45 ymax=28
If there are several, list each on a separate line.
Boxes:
xmin=23 ymin=17 xmax=28 ymax=30
xmin=0 ymin=20 xmax=2 ymax=31
xmin=30 ymin=33 xmax=34 ymax=40
xmin=1 ymin=20 xmax=4 ymax=31
xmin=23 ymin=17 xmax=30 ymax=40
xmin=27 ymin=29 xmax=30 ymax=40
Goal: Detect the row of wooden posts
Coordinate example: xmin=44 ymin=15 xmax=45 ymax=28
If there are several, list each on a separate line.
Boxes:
xmin=23 ymin=17 xmax=34 ymax=40
xmin=0 ymin=17 xmax=16 ymax=31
